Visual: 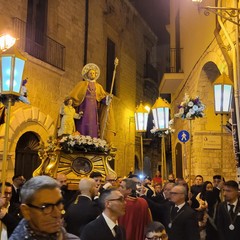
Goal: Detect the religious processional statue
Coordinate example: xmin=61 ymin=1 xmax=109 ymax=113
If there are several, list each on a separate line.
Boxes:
xmin=34 ymin=60 xmax=119 ymax=183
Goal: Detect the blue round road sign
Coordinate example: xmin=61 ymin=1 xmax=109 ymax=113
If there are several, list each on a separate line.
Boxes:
xmin=178 ymin=130 xmax=190 ymax=143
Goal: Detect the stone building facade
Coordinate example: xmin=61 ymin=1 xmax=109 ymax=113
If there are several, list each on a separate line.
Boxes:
xmin=0 ymin=0 xmax=158 ymax=181
xmin=160 ymin=0 xmax=239 ymax=182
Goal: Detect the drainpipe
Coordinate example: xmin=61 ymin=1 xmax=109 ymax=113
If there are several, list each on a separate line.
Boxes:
xmin=83 ymin=0 xmax=89 ymax=65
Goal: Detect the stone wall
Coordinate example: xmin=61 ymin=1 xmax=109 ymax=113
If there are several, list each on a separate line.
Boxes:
xmin=0 ymin=0 xmax=158 ymax=180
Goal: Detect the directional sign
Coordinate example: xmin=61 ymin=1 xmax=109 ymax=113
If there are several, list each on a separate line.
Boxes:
xmin=178 ymin=130 xmax=190 ymax=143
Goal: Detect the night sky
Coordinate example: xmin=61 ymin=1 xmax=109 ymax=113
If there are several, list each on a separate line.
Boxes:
xmin=129 ymin=0 xmax=170 ymax=44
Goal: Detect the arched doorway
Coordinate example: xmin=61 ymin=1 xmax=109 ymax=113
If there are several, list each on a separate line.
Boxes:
xmin=175 ymin=142 xmax=183 ymax=178
xmin=15 ymin=132 xmax=41 ymax=180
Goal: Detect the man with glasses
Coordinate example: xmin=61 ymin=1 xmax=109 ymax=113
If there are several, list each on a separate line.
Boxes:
xmin=81 ymin=188 xmax=126 ymax=240
xmin=166 ymin=185 xmax=200 ymax=240
xmin=144 ymin=221 xmax=168 ymax=240
xmin=9 ymin=175 xmax=79 ymax=239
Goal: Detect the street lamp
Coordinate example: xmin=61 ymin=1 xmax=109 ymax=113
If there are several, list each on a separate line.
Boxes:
xmin=213 ymin=73 xmax=233 ymax=186
xmin=0 ymin=34 xmax=16 ymax=52
xmin=152 ymin=97 xmax=170 ymax=180
xmin=213 ymin=73 xmax=233 ymax=114
xmin=135 ymin=102 xmax=149 ymax=175
xmin=0 ymin=45 xmax=26 ymax=193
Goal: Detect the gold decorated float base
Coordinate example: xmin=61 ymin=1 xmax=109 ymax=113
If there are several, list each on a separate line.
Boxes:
xmin=33 ymin=150 xmax=117 ymax=186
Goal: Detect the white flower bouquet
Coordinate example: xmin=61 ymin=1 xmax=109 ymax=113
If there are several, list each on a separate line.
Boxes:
xmin=59 ymin=133 xmax=109 ymax=153
xmin=175 ymin=94 xmax=205 ymax=120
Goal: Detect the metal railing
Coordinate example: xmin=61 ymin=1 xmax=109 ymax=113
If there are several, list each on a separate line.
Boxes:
xmin=13 ymin=18 xmax=65 ymax=70
xmin=166 ymin=48 xmax=183 ymax=73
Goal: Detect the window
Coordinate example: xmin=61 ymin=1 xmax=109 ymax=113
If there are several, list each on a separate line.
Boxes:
xmin=26 ymin=0 xmax=48 ymax=60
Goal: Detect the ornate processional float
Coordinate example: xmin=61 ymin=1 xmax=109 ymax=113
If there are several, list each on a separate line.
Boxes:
xmin=33 ymin=59 xmax=119 ymax=185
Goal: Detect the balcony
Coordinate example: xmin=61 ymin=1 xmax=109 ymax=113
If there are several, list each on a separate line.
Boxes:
xmin=13 ymin=17 xmax=65 ymax=70
xmin=159 ymin=48 xmax=184 ymax=94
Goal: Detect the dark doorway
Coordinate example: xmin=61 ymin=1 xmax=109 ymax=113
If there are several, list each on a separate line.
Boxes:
xmin=175 ymin=142 xmax=183 ymax=178
xmin=15 ymin=132 xmax=41 ymax=180
xmin=134 ymin=155 xmax=140 ymax=172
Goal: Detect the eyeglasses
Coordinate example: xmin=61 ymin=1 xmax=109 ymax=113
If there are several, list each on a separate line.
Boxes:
xmin=107 ymin=196 xmax=125 ymax=203
xmin=145 ymin=233 xmax=167 ymax=240
xmin=26 ymin=199 xmax=64 ymax=214
xmin=145 ymin=236 xmax=162 ymax=240
xmin=170 ymin=192 xmax=184 ymax=195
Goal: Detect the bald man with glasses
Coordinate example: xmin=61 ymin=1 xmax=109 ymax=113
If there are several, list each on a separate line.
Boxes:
xmin=142 ymin=184 xmax=199 ymax=240
xmin=9 ymin=175 xmax=79 ymax=240
xmin=166 ymin=185 xmax=200 ymax=240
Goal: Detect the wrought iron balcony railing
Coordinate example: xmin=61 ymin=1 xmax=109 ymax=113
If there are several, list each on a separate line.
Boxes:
xmin=166 ymin=48 xmax=183 ymax=73
xmin=13 ymin=17 xmax=65 ymax=70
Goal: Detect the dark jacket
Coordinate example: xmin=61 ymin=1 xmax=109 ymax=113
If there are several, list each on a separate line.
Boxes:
xmin=143 ymin=196 xmax=200 ymax=240
xmin=65 ymin=195 xmax=101 ymax=236
xmin=1 ymin=209 xmax=21 ymax=237
xmin=81 ymin=214 xmax=126 ymax=240
xmin=216 ymin=199 xmax=240 ymax=240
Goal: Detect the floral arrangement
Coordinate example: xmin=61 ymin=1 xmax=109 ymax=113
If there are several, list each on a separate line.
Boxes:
xmin=174 ymin=94 xmax=205 ymax=120
xmin=59 ymin=133 xmax=109 ymax=153
xmin=150 ymin=119 xmax=175 ymax=137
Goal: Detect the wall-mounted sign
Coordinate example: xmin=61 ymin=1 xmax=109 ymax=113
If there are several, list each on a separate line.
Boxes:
xmin=203 ymin=136 xmax=221 ymax=149
xmin=178 ymin=130 xmax=190 ymax=143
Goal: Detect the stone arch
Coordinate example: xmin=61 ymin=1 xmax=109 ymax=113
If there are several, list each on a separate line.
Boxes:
xmin=0 ymin=104 xmax=55 ymax=178
xmin=192 ymin=50 xmax=227 ymax=96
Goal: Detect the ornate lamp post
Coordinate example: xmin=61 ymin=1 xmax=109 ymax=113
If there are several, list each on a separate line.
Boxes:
xmin=152 ymin=97 xmax=170 ymax=180
xmin=135 ymin=102 xmax=149 ymax=175
xmin=0 ymin=44 xmax=26 ymax=193
xmin=213 ymin=73 xmax=233 ymax=183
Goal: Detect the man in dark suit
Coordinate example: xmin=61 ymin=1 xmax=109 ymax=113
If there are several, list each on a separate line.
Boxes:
xmin=212 ymin=174 xmax=225 ymax=202
xmin=166 ymin=185 xmax=200 ymax=240
xmin=80 ymin=188 xmax=126 ymax=240
xmin=65 ymin=177 xmax=101 ymax=236
xmin=142 ymin=184 xmax=199 ymax=240
xmin=216 ymin=180 xmax=240 ymax=240
xmin=11 ymin=175 xmax=25 ymax=206
xmin=0 ymin=182 xmax=21 ymax=238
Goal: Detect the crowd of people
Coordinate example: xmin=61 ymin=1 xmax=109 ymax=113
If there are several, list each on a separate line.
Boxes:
xmin=0 ymin=172 xmax=239 ymax=240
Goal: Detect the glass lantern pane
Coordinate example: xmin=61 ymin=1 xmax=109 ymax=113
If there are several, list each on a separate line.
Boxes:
xmin=153 ymin=107 xmax=169 ymax=130
xmin=1 ymin=56 xmax=12 ymax=92
xmin=214 ymin=85 xmax=222 ymax=112
xmin=13 ymin=57 xmax=25 ymax=93
xmin=135 ymin=112 xmax=148 ymax=131
xmin=164 ymin=108 xmax=169 ymax=129
xmin=222 ymin=85 xmax=232 ymax=112
xmin=138 ymin=113 xmax=144 ymax=131
xmin=143 ymin=112 xmax=148 ymax=131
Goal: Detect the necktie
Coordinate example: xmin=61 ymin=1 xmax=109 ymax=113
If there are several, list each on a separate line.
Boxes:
xmin=114 ymin=225 xmax=121 ymax=239
xmin=171 ymin=206 xmax=179 ymax=218
xmin=228 ymin=204 xmax=235 ymax=220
